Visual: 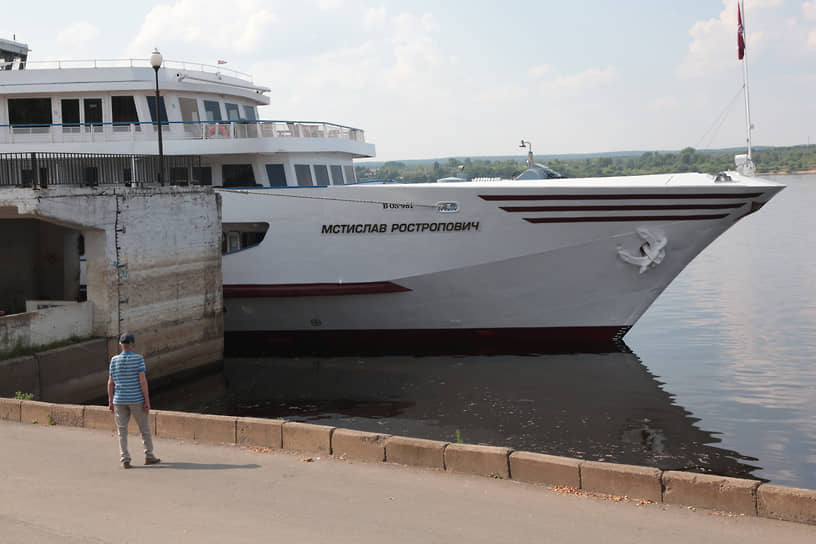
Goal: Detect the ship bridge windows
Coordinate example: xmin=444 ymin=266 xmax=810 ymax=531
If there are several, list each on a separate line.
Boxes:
xmin=179 ymin=97 xmax=201 ymax=137
xmin=225 ymin=103 xmax=240 ymax=120
xmin=344 ymin=165 xmax=356 ymax=184
xmin=222 ymin=222 xmax=269 ymax=254
xmin=294 ymin=164 xmax=313 ymax=186
xmin=242 ymin=105 xmax=257 ymax=121
xmin=111 ymin=96 xmax=140 ymax=132
xmin=314 ymin=165 xmax=330 ymax=186
xmin=330 ymin=165 xmax=344 ymax=185
xmin=8 ymin=98 xmax=52 ymax=129
xmin=61 ymin=99 xmax=80 ymax=133
xmin=146 ymin=95 xmax=168 ymax=128
xmin=203 ymin=100 xmax=222 ymax=121
xmin=265 ymin=164 xmax=287 ymax=187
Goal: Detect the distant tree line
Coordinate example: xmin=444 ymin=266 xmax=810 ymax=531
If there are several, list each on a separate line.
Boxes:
xmin=355 ymin=145 xmax=816 ymax=182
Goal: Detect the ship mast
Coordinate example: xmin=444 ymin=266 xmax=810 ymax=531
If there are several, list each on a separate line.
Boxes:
xmin=737 ymin=0 xmax=755 ymax=176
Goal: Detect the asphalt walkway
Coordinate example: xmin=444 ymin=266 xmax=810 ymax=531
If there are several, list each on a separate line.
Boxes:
xmin=1 ymin=421 xmax=814 ymax=543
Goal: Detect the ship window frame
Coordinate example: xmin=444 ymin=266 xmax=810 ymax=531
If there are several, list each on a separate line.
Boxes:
xmin=330 ymin=165 xmax=344 ymax=185
xmin=111 ymin=95 xmax=141 ymax=132
xmin=294 ymin=164 xmax=314 ymax=186
xmin=343 ymin=165 xmax=356 ymax=184
xmin=8 ymin=97 xmax=53 ymax=127
xmin=203 ymin=100 xmax=222 ymax=122
xmin=265 ymin=164 xmax=287 ymax=187
xmin=314 ymin=164 xmax=330 ymax=186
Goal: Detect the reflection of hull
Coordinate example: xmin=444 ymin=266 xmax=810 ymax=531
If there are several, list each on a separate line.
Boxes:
xmin=220 ymin=176 xmax=783 ymax=353
xmin=171 ymin=347 xmax=761 ymax=479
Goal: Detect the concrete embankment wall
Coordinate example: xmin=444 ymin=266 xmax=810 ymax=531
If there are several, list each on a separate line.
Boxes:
xmin=1 ymin=398 xmax=814 ymax=525
xmin=0 ymin=186 xmax=223 ymax=384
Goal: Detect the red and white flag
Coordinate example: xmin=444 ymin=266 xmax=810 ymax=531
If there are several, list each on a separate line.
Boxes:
xmin=217 ymin=59 xmax=228 ymax=65
xmin=737 ymin=3 xmax=746 ymax=60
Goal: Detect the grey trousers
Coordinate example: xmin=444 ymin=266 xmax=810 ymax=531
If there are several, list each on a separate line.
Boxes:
xmin=113 ymin=404 xmax=156 ymax=463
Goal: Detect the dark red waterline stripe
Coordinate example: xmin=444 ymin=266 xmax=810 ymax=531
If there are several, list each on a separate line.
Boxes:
xmin=223 ymin=281 xmax=411 ymax=298
xmin=500 ymin=203 xmax=745 ymax=212
xmin=225 ymin=326 xmax=630 ymax=355
xmin=480 ymin=192 xmax=763 ymax=201
xmin=523 ymin=213 xmax=730 ymax=223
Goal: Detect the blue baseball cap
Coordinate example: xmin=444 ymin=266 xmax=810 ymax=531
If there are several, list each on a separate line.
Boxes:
xmin=119 ymin=332 xmax=135 ymax=345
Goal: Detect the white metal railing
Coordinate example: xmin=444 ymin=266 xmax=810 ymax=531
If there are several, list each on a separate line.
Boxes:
xmin=0 ymin=120 xmax=366 ymax=145
xmin=5 ymin=57 xmax=253 ymax=82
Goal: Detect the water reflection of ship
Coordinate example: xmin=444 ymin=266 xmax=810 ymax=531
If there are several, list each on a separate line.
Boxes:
xmin=153 ymin=345 xmax=762 ymax=480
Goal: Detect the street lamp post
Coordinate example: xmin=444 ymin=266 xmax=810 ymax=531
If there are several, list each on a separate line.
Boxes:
xmin=149 ymin=48 xmax=165 ymax=185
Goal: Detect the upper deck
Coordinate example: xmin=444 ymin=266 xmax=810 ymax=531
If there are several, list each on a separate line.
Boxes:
xmin=0 ymin=55 xmax=374 ymax=158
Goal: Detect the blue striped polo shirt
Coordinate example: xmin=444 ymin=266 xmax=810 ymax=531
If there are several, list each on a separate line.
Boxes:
xmin=109 ymin=351 xmax=146 ymax=404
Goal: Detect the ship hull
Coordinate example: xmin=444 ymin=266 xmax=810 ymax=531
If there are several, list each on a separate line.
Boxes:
xmin=219 ymin=174 xmax=783 ymax=353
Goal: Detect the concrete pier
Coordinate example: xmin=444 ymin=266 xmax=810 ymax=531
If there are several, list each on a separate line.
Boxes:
xmin=0 ymin=185 xmax=223 ymax=399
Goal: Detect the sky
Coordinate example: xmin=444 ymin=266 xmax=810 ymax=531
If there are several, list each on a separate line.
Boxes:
xmin=2 ymin=0 xmax=815 ymax=161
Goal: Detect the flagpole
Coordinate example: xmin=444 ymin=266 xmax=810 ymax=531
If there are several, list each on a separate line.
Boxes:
xmin=741 ymin=0 xmax=753 ymax=164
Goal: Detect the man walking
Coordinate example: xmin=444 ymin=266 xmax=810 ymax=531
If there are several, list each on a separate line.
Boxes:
xmin=107 ymin=332 xmax=161 ymax=469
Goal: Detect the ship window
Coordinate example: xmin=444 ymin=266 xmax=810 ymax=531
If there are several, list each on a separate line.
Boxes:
xmin=203 ymin=100 xmax=222 ymax=121
xmin=145 ymin=96 xmax=168 ymax=124
xmin=265 ymin=164 xmax=287 ymax=186
xmin=294 ymin=164 xmax=313 ymax=186
xmin=61 ymin=99 xmax=80 ymax=132
xmin=314 ymin=165 xmax=330 ymax=186
xmin=179 ymin=97 xmax=201 ymax=136
xmin=112 ymin=96 xmax=140 ymax=131
xmin=225 ymin=103 xmax=240 ymax=120
xmin=193 ymin=166 xmax=212 ymax=186
xmin=84 ymin=99 xmax=102 ymax=126
xmin=344 ymin=165 xmax=356 ymax=184
xmin=222 ymin=164 xmax=256 ymax=187
xmin=330 ymin=165 xmax=344 ymax=185
xmin=222 ymin=222 xmax=269 ymax=253
xmin=243 ymin=105 xmax=257 ymax=120
xmin=8 ymin=98 xmax=52 ymax=126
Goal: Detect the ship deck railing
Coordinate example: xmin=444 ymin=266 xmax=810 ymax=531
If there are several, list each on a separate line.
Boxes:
xmin=0 ymin=151 xmax=202 ymax=188
xmin=0 ymin=120 xmax=366 ymax=145
xmin=1 ymin=57 xmax=253 ymax=81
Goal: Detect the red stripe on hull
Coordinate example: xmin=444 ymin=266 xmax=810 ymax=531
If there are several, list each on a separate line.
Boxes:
xmin=224 ymin=282 xmax=411 ymax=298
xmin=225 ymin=326 xmax=630 ymax=356
xmin=523 ymin=214 xmax=729 ymax=223
xmin=480 ymin=192 xmax=763 ymax=201
xmin=500 ymin=203 xmax=744 ymax=212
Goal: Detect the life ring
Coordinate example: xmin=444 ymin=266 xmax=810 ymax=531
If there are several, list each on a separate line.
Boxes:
xmin=207 ymin=124 xmax=229 ymax=138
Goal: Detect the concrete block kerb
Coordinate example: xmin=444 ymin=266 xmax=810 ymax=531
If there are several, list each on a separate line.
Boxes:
xmin=663 ymin=471 xmax=760 ymax=516
xmin=0 ymin=398 xmax=22 ymax=422
xmin=580 ymin=461 xmax=663 ymax=503
xmin=509 ymin=451 xmax=582 ymax=488
xmin=444 ymin=443 xmax=511 ymax=479
xmin=757 ymin=484 xmax=816 ymax=524
xmin=331 ymin=428 xmax=389 ymax=462
xmin=237 ymin=417 xmax=284 ymax=449
xmin=282 ymin=421 xmax=334 ymax=454
xmin=385 ymin=436 xmax=447 ymax=470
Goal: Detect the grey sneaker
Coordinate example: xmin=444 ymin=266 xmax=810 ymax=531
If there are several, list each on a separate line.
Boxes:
xmin=144 ymin=457 xmax=161 ymax=465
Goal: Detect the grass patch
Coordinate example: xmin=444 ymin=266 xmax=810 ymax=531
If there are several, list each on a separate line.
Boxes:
xmin=0 ymin=335 xmax=93 ymax=361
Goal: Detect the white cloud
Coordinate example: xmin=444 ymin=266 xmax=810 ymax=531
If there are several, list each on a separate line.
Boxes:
xmin=810 ymin=30 xmax=816 ymax=48
xmin=527 ymin=64 xmax=551 ymax=79
xmin=126 ymin=0 xmax=278 ymax=57
xmin=676 ymin=0 xmax=791 ymax=78
xmin=56 ymin=22 xmax=100 ymax=45
xmin=538 ymin=66 xmax=619 ymax=94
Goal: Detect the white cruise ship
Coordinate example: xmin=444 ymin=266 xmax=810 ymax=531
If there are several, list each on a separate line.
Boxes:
xmin=0 ymin=38 xmax=784 ymax=353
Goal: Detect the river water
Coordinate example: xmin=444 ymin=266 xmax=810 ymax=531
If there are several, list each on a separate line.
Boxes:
xmin=152 ymin=174 xmax=816 ymax=490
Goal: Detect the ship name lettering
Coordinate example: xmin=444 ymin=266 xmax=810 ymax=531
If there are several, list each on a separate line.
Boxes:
xmin=322 ymin=222 xmax=479 ymax=235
